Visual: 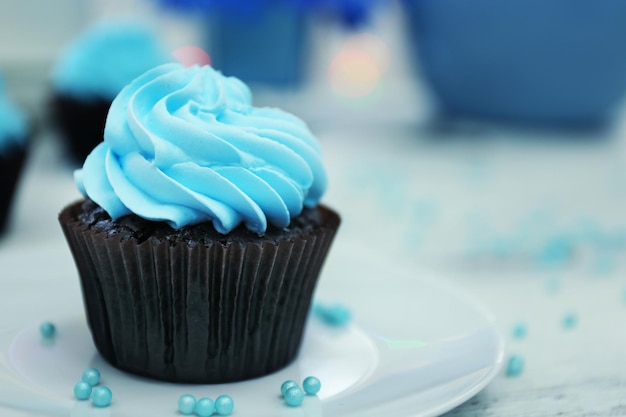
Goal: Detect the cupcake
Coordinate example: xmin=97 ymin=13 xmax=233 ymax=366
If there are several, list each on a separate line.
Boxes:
xmin=50 ymin=22 xmax=170 ymax=164
xmin=59 ymin=63 xmax=340 ymax=383
xmin=0 ymin=73 xmax=29 ymax=234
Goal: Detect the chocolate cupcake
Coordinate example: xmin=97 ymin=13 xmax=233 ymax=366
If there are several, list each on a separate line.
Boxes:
xmin=59 ymin=63 xmax=340 ymax=383
xmin=50 ymin=22 xmax=169 ymax=164
xmin=0 ymin=74 xmax=29 ymax=234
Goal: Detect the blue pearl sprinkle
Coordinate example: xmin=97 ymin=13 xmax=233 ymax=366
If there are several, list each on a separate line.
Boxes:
xmin=302 ymin=376 xmax=321 ymax=395
xmin=313 ymin=303 xmax=351 ymax=327
xmin=284 ymin=387 xmax=304 ymax=407
xmin=73 ymin=381 xmax=92 ymax=401
xmin=506 ymin=355 xmax=525 ymax=377
xmin=512 ymin=322 xmax=527 ymax=340
xmin=562 ymin=312 xmax=578 ymax=329
xmin=281 ymin=380 xmax=299 ymax=397
xmin=81 ymin=367 xmax=101 ymax=386
xmin=214 ymin=395 xmax=234 ymax=416
xmin=177 ymin=394 xmax=196 ymax=415
xmin=91 ymin=386 xmax=112 ymax=407
xmin=39 ymin=322 xmax=56 ymax=339
xmin=195 ymin=397 xmax=215 ymax=417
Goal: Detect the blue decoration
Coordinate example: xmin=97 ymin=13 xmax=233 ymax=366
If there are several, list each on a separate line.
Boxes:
xmin=195 ymin=397 xmax=215 ymax=417
xmin=511 ymin=322 xmax=527 ymax=340
xmin=214 ymin=395 xmax=235 ymax=416
xmin=302 ymin=376 xmax=321 ymax=395
xmin=506 ymin=355 xmax=524 ymax=377
xmin=536 ymin=234 xmax=575 ymax=268
xmin=81 ymin=368 xmax=101 ymax=386
xmin=281 ymin=380 xmax=299 ymax=397
xmin=73 ymin=381 xmax=92 ymax=401
xmin=91 ymin=386 xmax=112 ymax=408
xmin=562 ymin=312 xmax=578 ymax=329
xmin=178 ymin=394 xmax=197 ymax=415
xmin=313 ymin=303 xmax=351 ymax=327
xmin=284 ymin=386 xmax=305 ymax=407
xmin=39 ymin=322 xmax=56 ymax=339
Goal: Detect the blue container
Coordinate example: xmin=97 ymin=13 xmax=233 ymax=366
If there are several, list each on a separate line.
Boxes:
xmin=206 ymin=5 xmax=309 ymax=87
xmin=403 ymin=0 xmax=626 ymax=127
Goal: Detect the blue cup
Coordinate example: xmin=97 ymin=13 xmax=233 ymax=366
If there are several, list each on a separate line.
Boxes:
xmin=403 ymin=0 xmax=626 ymax=127
xmin=206 ymin=5 xmax=309 ymax=88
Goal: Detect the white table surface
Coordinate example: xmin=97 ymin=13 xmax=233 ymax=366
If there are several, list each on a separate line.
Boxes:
xmin=320 ymin=121 xmax=626 ymax=417
xmin=2 ymin=70 xmax=626 ymax=417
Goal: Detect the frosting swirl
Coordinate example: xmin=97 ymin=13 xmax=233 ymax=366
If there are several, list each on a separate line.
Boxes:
xmin=76 ymin=63 xmax=327 ymax=234
xmin=52 ymin=21 xmax=169 ymax=100
xmin=0 ymin=74 xmax=28 ymax=153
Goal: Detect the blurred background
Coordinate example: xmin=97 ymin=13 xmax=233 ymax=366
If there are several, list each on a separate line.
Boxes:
xmin=4 ymin=0 xmax=626 ymax=131
xmin=2 ymin=0 xmax=626 ymax=415
xmin=0 ymin=0 xmax=425 ymax=129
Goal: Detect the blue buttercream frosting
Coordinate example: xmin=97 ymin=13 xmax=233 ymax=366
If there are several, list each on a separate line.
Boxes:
xmin=0 ymin=74 xmax=28 ymax=153
xmin=75 ymin=63 xmax=328 ymax=234
xmin=52 ymin=22 xmax=170 ymax=100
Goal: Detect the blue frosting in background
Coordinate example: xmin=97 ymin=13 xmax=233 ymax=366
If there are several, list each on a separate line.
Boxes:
xmin=52 ymin=21 xmax=171 ymax=100
xmin=0 ymin=74 xmax=28 ymax=153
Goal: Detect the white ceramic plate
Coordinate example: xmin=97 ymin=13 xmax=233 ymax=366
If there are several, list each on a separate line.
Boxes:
xmin=0 ymin=240 xmax=504 ymax=417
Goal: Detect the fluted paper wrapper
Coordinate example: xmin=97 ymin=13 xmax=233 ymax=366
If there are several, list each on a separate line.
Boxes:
xmin=59 ymin=200 xmax=340 ymax=383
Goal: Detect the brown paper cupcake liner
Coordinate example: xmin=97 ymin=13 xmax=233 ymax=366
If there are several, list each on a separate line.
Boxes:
xmin=59 ymin=200 xmax=340 ymax=383
xmin=50 ymin=94 xmax=112 ymax=164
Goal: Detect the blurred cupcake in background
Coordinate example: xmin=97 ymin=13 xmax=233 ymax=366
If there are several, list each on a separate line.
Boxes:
xmin=50 ymin=21 xmax=171 ymax=164
xmin=0 ymin=73 xmax=30 ymax=235
xmin=402 ymin=0 xmax=626 ymax=128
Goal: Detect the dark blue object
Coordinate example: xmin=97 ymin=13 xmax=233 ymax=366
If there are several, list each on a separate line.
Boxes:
xmin=158 ymin=0 xmax=379 ymax=86
xmin=206 ymin=6 xmax=309 ymax=87
xmin=403 ymin=0 xmax=626 ymax=127
xmin=318 ymin=0 xmax=380 ymax=28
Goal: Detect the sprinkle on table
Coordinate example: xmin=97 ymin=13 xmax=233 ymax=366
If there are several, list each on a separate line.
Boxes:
xmin=73 ymin=381 xmax=92 ymax=401
xmin=506 ymin=354 xmax=525 ymax=377
xmin=284 ymin=386 xmax=305 ymax=407
xmin=81 ymin=367 xmax=101 ymax=386
xmin=511 ymin=322 xmax=528 ymax=340
xmin=281 ymin=380 xmax=299 ymax=397
xmin=302 ymin=376 xmax=321 ymax=395
xmin=195 ymin=397 xmax=215 ymax=417
xmin=214 ymin=395 xmax=234 ymax=416
xmin=91 ymin=386 xmax=112 ymax=408
xmin=39 ymin=322 xmax=56 ymax=339
xmin=312 ymin=303 xmax=351 ymax=327
xmin=178 ymin=394 xmax=196 ymax=415
xmin=562 ymin=312 xmax=578 ymax=329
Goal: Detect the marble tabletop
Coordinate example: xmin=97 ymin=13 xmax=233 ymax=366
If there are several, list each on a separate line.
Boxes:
xmin=321 ymin=120 xmax=626 ymax=417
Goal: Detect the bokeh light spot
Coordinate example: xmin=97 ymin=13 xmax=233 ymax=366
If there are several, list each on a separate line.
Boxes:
xmin=328 ymin=33 xmax=389 ymax=107
xmin=172 ymin=45 xmax=211 ymax=67
xmin=330 ymin=50 xmax=380 ymax=99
